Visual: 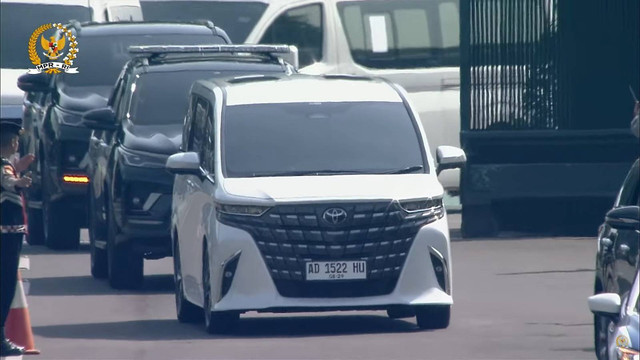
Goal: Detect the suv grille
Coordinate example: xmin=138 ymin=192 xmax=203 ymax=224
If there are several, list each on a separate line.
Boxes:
xmin=218 ymin=201 xmax=438 ymax=298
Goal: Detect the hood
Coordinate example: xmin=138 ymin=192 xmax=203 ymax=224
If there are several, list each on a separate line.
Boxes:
xmin=220 ymin=174 xmax=444 ymax=203
xmin=122 ymin=124 xmax=182 ymax=155
xmin=57 ymin=85 xmax=111 ymax=113
xmin=1 ymin=69 xmax=26 ymax=106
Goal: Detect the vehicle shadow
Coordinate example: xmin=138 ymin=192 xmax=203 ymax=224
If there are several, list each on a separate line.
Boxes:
xmin=21 ymin=243 xmax=91 ymax=255
xmin=33 ymin=314 xmax=421 ymax=341
xmin=26 ymin=274 xmax=174 ymax=296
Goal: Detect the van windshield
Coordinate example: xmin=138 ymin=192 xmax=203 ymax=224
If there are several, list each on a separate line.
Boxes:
xmin=337 ymin=0 xmax=459 ymax=69
xmin=140 ymin=1 xmax=267 ymax=43
xmin=222 ymin=102 xmax=427 ymax=178
xmin=0 ymin=3 xmax=91 ymax=69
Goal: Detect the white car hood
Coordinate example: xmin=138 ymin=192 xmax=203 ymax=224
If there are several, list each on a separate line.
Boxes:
xmin=220 ymin=174 xmax=444 ymax=203
xmin=0 ymin=69 xmax=26 ymax=105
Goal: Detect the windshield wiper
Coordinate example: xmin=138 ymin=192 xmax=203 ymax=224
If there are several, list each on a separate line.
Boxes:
xmin=250 ymin=169 xmax=370 ymax=177
xmin=383 ymin=165 xmax=424 ymax=174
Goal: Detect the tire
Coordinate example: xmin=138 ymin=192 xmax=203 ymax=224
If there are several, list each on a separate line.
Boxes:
xmin=88 ymin=193 xmax=107 ymax=279
xmin=202 ymin=241 xmax=238 ymax=334
xmin=26 ymin=207 xmax=45 ymax=245
xmin=461 ymin=204 xmax=498 ymax=238
xmin=414 ymin=305 xmax=451 ymax=330
xmin=174 ymin=239 xmax=202 ymax=323
xmin=42 ymin=170 xmax=80 ymax=250
xmin=594 ymin=313 xmax=610 ymax=360
xmin=107 ymin=209 xmax=143 ymax=290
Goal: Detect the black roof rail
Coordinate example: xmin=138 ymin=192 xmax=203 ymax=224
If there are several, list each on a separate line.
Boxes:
xmin=322 ymin=74 xmax=374 ymax=81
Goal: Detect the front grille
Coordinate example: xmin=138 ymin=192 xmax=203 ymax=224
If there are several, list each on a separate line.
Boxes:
xmin=218 ymin=201 xmax=438 ymax=298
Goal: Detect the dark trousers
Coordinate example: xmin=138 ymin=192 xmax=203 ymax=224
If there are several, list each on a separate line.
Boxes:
xmin=0 ymin=233 xmax=23 ymax=338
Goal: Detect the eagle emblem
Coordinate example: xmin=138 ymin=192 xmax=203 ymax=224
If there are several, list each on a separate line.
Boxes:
xmin=41 ymin=35 xmax=66 ymax=60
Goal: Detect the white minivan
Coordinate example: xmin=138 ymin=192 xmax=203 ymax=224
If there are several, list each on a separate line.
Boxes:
xmin=0 ymin=0 xmax=142 ymax=128
xmin=166 ymin=74 xmax=466 ymax=333
xmin=142 ymin=0 xmax=461 ymax=191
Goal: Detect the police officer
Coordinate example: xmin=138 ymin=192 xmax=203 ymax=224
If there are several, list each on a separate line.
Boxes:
xmin=1 ymin=120 xmax=33 ymax=357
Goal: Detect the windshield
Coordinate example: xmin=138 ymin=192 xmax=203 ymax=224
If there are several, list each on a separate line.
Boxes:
xmin=62 ymin=33 xmax=223 ymax=88
xmin=129 ymin=70 xmax=215 ymax=126
xmin=140 ymin=1 xmax=267 ymax=43
xmin=337 ymin=0 xmax=459 ymax=69
xmin=222 ymin=102 xmax=426 ymax=178
xmin=0 ymin=3 xmax=91 ymax=69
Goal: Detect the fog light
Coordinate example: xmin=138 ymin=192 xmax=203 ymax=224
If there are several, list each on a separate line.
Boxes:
xmin=63 ymin=175 xmax=89 ymax=183
xmin=220 ymin=252 xmax=241 ymax=300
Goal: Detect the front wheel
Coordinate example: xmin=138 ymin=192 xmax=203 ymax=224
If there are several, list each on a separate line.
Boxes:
xmin=414 ymin=305 xmax=450 ymax=330
xmin=42 ymin=171 xmax=80 ymax=250
xmin=88 ymin=192 xmax=107 ymax=278
xmin=26 ymin=206 xmax=44 ymax=245
xmin=174 ymin=239 xmax=202 ymax=323
xmin=202 ymin=241 xmax=238 ymax=333
xmin=107 ymin=211 xmax=143 ymax=290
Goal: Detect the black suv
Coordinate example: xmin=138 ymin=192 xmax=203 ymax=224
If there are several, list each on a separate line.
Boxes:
xmin=82 ymin=44 xmax=297 ymax=289
xmin=592 ymin=158 xmax=639 ymax=360
xmin=17 ymin=21 xmax=230 ymax=250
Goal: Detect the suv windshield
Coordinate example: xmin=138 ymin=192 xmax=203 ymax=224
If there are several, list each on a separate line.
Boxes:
xmin=223 ymin=101 xmax=427 ymax=177
xmin=62 ymin=33 xmax=223 ymax=88
xmin=337 ymin=0 xmax=459 ymax=69
xmin=130 ymin=70 xmax=215 ymax=126
xmin=0 ymin=3 xmax=91 ymax=69
xmin=140 ymin=1 xmax=267 ymax=43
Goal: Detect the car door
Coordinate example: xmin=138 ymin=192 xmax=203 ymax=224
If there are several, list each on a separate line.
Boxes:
xmin=253 ymin=2 xmax=340 ymax=75
xmin=613 ymin=160 xmax=640 ymax=295
xmin=177 ymin=96 xmax=210 ymax=304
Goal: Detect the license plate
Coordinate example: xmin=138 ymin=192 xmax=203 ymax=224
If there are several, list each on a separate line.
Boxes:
xmin=305 ymin=261 xmax=367 ymax=281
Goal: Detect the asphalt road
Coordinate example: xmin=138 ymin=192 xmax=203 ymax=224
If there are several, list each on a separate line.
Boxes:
xmin=16 ymin=214 xmax=598 ymax=360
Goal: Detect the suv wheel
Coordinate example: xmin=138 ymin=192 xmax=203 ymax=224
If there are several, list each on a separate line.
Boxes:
xmin=174 ymin=239 xmax=201 ymax=322
xmin=202 ymin=241 xmax=238 ymax=334
xmin=107 ymin=209 xmax=143 ymax=289
xmin=414 ymin=305 xmax=450 ymax=330
xmin=26 ymin=207 xmax=44 ymax=246
xmin=42 ymin=170 xmax=80 ymax=249
xmin=88 ymin=192 xmax=107 ymax=278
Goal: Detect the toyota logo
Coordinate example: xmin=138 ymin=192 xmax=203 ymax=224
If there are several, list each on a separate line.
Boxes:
xmin=323 ymin=208 xmax=348 ymax=225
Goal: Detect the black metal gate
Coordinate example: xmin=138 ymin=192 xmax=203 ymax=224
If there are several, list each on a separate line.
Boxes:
xmin=461 ymin=0 xmax=640 ymax=131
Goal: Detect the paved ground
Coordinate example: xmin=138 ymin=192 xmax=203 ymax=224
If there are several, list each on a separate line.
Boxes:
xmin=13 ymin=214 xmax=598 ymax=360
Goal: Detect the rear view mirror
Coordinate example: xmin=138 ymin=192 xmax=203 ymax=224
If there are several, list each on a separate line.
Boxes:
xmin=83 ymin=107 xmax=117 ymax=131
xmin=166 ymin=152 xmax=201 ymax=175
xmin=17 ymin=73 xmax=50 ymax=93
xmin=588 ymin=293 xmax=621 ymax=318
xmin=436 ymin=146 xmax=467 ymax=175
xmin=606 ymin=206 xmax=640 ymax=231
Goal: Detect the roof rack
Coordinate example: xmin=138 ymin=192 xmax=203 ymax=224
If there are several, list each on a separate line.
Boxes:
xmin=129 ymin=45 xmax=299 ymax=69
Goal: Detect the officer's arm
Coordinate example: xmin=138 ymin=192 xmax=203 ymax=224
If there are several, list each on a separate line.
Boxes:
xmin=1 ymin=164 xmax=19 ymax=192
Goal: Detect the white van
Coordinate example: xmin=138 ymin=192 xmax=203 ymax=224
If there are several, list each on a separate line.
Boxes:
xmin=166 ymin=74 xmax=466 ymax=333
xmin=141 ymin=0 xmax=461 ymax=191
xmin=0 ymin=0 xmax=142 ymax=127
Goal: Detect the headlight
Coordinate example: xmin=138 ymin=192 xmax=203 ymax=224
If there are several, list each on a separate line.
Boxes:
xmin=618 ymin=347 xmax=639 ymax=360
xmin=399 ymin=198 xmax=443 ymax=213
xmin=216 ymin=204 xmax=270 ymax=216
xmin=120 ymin=148 xmax=167 ymax=168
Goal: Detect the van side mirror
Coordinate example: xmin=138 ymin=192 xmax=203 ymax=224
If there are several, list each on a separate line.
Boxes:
xmin=606 ymin=206 xmax=640 ymax=231
xmin=588 ymin=293 xmax=621 ymax=319
xmin=83 ymin=107 xmax=117 ymax=131
xmin=436 ymin=146 xmax=466 ymax=175
xmin=166 ymin=152 xmax=201 ymax=175
xmin=17 ymin=73 xmax=50 ymax=93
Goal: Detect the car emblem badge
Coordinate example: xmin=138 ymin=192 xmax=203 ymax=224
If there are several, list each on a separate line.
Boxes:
xmin=323 ymin=208 xmax=348 ymax=225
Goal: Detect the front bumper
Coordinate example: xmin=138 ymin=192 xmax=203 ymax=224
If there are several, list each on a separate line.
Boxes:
xmin=204 ymin=216 xmax=453 ymax=313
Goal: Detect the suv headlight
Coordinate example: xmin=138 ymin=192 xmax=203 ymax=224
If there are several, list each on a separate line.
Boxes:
xmin=398 ymin=198 xmax=444 ymax=221
xmin=216 ymin=204 xmax=270 ymax=216
xmin=120 ymin=148 xmax=168 ymax=168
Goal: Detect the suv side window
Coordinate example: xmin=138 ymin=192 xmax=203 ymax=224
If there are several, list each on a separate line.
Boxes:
xmin=201 ymin=103 xmax=215 ymax=174
xmin=188 ymin=97 xmax=208 ymax=153
xmin=260 ymin=3 xmax=323 ymax=68
xmin=615 ymin=160 xmax=640 ymax=207
xmin=338 ymin=0 xmax=459 ymax=69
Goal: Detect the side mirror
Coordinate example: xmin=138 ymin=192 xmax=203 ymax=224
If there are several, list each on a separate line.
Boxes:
xmin=17 ymin=73 xmax=50 ymax=93
xmin=166 ymin=152 xmax=201 ymax=175
xmin=436 ymin=146 xmax=467 ymax=175
xmin=82 ymin=107 xmax=117 ymax=131
xmin=606 ymin=206 xmax=640 ymax=231
xmin=588 ymin=293 xmax=621 ymax=319
xmin=281 ymin=45 xmax=299 ymax=71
